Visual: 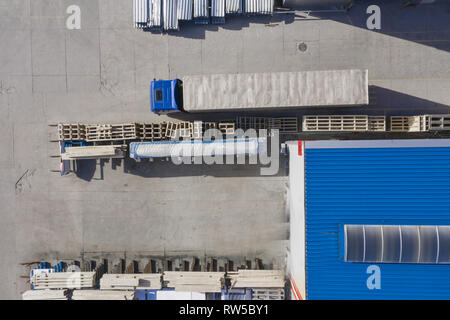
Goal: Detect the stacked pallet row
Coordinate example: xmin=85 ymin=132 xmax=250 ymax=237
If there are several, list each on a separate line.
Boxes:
xmin=100 ymin=274 xmax=162 ymax=290
xmin=302 ymin=115 xmax=386 ymax=132
xmin=163 ymin=271 xmax=225 ymax=292
xmin=32 ymin=272 xmax=96 ymax=289
xmin=236 ymin=116 xmax=299 ymax=133
xmin=58 ymin=121 xmax=236 ymax=142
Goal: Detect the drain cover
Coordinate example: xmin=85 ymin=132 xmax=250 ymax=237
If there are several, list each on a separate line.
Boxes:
xmin=298 ymin=42 xmax=307 ymax=52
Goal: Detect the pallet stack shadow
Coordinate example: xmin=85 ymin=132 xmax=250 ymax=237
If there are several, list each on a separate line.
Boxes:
xmin=133 ymin=0 xmax=275 ymax=31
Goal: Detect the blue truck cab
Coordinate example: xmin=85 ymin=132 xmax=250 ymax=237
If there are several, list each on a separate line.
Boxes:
xmin=150 ymin=79 xmax=182 ymax=113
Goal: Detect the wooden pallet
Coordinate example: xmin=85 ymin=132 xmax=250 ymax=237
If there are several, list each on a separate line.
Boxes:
xmin=86 ymin=124 xmax=138 ymax=141
xmin=269 ymin=117 xmax=299 ymax=133
xmin=58 ymin=123 xmax=86 ymax=141
xmin=252 ymin=288 xmax=285 ymax=300
xmin=368 ymin=116 xmax=386 ymax=131
xmin=302 ymin=115 xmax=369 ymax=132
xmin=138 ymin=123 xmax=164 ymax=140
xmin=390 ymin=116 xmax=429 ymax=132
xmin=429 ymin=114 xmax=450 ymax=131
xmin=193 ymin=121 xmax=203 ymax=139
xmin=218 ymin=122 xmax=236 ymax=135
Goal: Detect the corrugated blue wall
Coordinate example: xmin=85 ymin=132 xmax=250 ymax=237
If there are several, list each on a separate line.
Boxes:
xmin=304 ymin=147 xmax=450 ymax=300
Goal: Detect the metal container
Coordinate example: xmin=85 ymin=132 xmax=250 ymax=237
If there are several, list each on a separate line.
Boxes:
xmin=177 ymin=0 xmax=193 ymax=20
xmin=163 ymin=0 xmax=179 ymax=30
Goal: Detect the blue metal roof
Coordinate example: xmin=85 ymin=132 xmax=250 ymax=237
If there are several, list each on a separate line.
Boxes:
xmin=304 ymin=143 xmax=450 ymax=300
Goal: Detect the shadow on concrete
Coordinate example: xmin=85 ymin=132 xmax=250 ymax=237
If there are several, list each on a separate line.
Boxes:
xmin=74 ymin=159 xmax=97 ymax=181
xmin=306 ymin=0 xmax=450 ymax=52
xmin=144 ymin=13 xmax=295 ymax=40
xmin=122 ymin=155 xmax=288 ymax=178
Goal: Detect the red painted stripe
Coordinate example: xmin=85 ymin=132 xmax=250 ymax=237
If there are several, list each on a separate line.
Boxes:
xmin=290 ymin=277 xmax=304 ymax=300
xmin=298 ymin=140 xmax=302 ymax=156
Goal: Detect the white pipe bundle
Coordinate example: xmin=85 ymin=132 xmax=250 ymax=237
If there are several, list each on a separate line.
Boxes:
xmin=129 ymin=138 xmax=265 ymax=159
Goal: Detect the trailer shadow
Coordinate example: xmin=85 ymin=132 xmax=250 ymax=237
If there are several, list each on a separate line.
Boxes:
xmin=121 ymin=155 xmax=289 ymax=178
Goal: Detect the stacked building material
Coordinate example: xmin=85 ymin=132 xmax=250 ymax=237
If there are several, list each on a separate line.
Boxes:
xmin=163 ymin=0 xmax=179 ymax=30
xmin=133 ymin=0 xmax=149 ymax=28
xmin=211 ymin=0 xmax=226 ymax=24
xmin=22 ymin=289 xmax=69 ymax=300
xmin=243 ymin=0 xmax=274 ymax=14
xmin=32 ymin=272 xmax=96 ymax=289
xmin=149 ymin=0 xmax=162 ymax=27
xmin=164 ymin=271 xmax=225 ymax=292
xmin=193 ymin=0 xmax=209 ymax=24
xmin=100 ymin=274 xmax=162 ymax=290
xmin=177 ymin=0 xmax=193 ymax=20
xmin=72 ymin=290 xmax=135 ymax=300
xmin=61 ymin=145 xmax=126 ymax=160
xmin=227 ymin=270 xmax=285 ymax=288
xmin=225 ymin=0 xmax=242 ymax=13
xmin=129 ymin=138 xmax=263 ymax=159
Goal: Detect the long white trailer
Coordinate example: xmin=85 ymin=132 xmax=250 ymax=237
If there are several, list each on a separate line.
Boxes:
xmin=150 ymin=69 xmax=369 ymax=113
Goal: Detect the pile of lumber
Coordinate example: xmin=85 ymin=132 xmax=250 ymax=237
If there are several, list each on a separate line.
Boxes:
xmin=227 ymin=270 xmax=285 ymax=288
xmin=22 ymin=289 xmax=69 ymax=300
xmin=61 ymin=145 xmax=126 ymax=160
xmin=163 ymin=271 xmax=225 ymax=293
xmin=72 ymin=290 xmax=134 ymax=300
xmin=100 ymin=274 xmax=162 ymax=290
xmin=32 ymin=272 xmax=95 ymax=289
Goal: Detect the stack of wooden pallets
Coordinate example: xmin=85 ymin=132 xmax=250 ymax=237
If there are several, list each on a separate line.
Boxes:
xmin=218 ymin=122 xmax=236 ymax=135
xmin=227 ymin=270 xmax=285 ymax=288
xmin=252 ymin=288 xmax=285 ymax=300
xmin=390 ymin=116 xmax=429 ymax=132
xmin=58 ymin=124 xmax=87 ymax=141
xmin=32 ymin=272 xmax=96 ymax=289
xmin=99 ymin=274 xmax=162 ymax=290
xmin=85 ymin=124 xmax=138 ymax=141
xmin=163 ymin=271 xmax=225 ymax=292
xmin=22 ymin=289 xmax=69 ymax=300
xmin=72 ymin=290 xmax=135 ymax=300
